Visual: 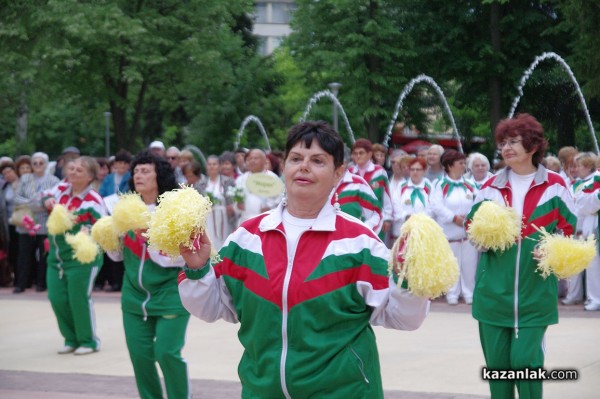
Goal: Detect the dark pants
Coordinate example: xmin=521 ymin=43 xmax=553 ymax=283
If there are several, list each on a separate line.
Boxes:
xmin=8 ymin=225 xmax=19 ymax=286
xmin=95 ymin=253 xmax=124 ymax=290
xmin=16 ymin=233 xmax=47 ymax=291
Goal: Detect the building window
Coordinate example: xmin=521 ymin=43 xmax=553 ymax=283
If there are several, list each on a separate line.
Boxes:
xmin=271 ymin=2 xmax=295 ymax=24
xmin=255 ymin=3 xmax=268 ymax=23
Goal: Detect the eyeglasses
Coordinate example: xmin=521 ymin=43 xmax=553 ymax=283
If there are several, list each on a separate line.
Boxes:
xmin=167 ymin=156 xmax=178 ymax=160
xmin=32 ymin=162 xmax=45 ymax=166
xmin=409 ymin=168 xmax=424 ymax=172
xmin=497 ymin=139 xmax=522 ymax=149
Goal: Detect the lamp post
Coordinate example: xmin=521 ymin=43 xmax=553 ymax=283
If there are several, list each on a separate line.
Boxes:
xmin=104 ymin=111 xmax=111 ymax=158
xmin=328 ymin=82 xmax=342 ymax=132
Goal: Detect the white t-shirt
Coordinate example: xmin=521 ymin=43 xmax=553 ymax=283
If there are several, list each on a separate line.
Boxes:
xmin=509 ymin=170 xmax=536 ymax=216
xmin=282 ymin=209 xmax=315 ymax=260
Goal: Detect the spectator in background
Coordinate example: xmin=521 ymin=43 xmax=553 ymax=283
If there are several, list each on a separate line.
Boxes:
xmin=543 ymin=155 xmax=561 ymax=174
xmin=417 ymin=146 xmax=430 ymax=159
xmin=234 ymin=149 xmax=283 ymax=226
xmin=15 ymin=156 xmax=33 ymax=178
xmin=266 ymin=152 xmax=281 ymax=177
xmin=182 ymin=161 xmax=206 ymax=187
xmin=178 ymin=149 xmax=195 ymax=172
xmin=148 ymin=140 xmax=166 ymax=158
xmin=372 ymin=143 xmax=388 ymax=169
xmin=13 ymin=152 xmax=60 ymax=293
xmin=234 ymin=148 xmax=248 ymax=176
xmin=219 ymin=151 xmax=238 ymax=180
xmin=557 ymin=146 xmax=578 ymax=185
xmin=54 ymin=147 xmax=80 ymax=180
xmin=166 ymin=146 xmax=186 ymax=184
xmin=99 ymin=150 xmax=132 ymax=198
xmin=466 ymin=152 xmax=493 ymax=189
xmin=389 ymin=152 xmax=412 ymax=196
xmin=425 ymin=144 xmax=445 ymax=183
xmin=93 ymin=158 xmax=110 ymax=192
xmin=1 ymin=163 xmax=20 ymax=287
xmin=350 ymin=138 xmax=393 ymax=241
xmin=430 ymin=149 xmax=477 ymax=305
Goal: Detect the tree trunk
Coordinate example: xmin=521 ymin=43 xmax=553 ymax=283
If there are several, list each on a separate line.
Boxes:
xmin=16 ymin=89 xmax=28 ymax=155
xmin=488 ymin=2 xmax=503 ymax=131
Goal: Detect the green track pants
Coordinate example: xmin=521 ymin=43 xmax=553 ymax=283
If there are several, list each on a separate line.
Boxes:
xmin=479 ymin=322 xmax=547 ymax=399
xmin=123 ymin=311 xmax=190 ymax=399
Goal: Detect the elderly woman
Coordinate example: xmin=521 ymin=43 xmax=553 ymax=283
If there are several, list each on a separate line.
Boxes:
xmin=107 ymin=151 xmax=191 ymax=399
xmin=466 ymin=152 xmax=493 ymax=189
xmin=194 ymin=155 xmax=236 ymax=250
xmin=466 ymin=114 xmax=576 ymax=398
xmin=430 ymin=149 xmax=478 ymax=305
xmin=15 ymin=155 xmax=33 ymax=177
xmin=392 ymin=157 xmax=432 ymax=240
xmin=564 ymin=152 xmax=599 ymax=306
xmin=1 ymin=163 xmax=21 ymax=286
xmin=219 ymin=151 xmax=238 ymax=179
xmin=178 ymin=121 xmax=428 ymax=398
xmin=12 ymin=152 xmax=60 ymax=293
xmin=43 ymin=156 xmax=107 ymax=355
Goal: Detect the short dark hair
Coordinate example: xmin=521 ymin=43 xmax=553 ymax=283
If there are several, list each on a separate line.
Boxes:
xmin=441 ymin=149 xmax=466 ymax=173
xmin=0 ymin=162 xmax=15 ymax=175
xmin=219 ymin=151 xmax=236 ymax=166
xmin=495 ymin=113 xmax=547 ymax=166
xmin=129 ymin=150 xmax=178 ymax=197
xmin=182 ymin=161 xmax=203 ymax=177
xmin=114 ymin=149 xmax=133 ymax=164
xmin=285 ymin=121 xmax=344 ymax=168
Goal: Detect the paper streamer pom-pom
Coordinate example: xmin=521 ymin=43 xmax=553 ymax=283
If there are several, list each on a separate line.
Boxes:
xmin=534 ymin=227 xmax=596 ymax=279
xmin=389 ymin=213 xmax=459 ymax=298
xmin=91 ymin=216 xmax=121 ymax=252
xmin=467 ymin=201 xmax=522 ymax=252
xmin=65 ymin=231 xmax=99 ymax=264
xmin=145 ymin=186 xmax=212 ymax=258
xmin=112 ymin=193 xmax=150 ymax=234
xmin=47 ymin=204 xmax=76 ymax=235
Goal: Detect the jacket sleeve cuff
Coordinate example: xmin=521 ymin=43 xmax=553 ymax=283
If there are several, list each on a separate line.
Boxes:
xmin=183 ymin=260 xmax=212 ymax=280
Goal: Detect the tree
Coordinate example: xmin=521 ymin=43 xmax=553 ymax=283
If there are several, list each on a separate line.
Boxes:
xmin=287 ymin=0 xmax=421 ymax=144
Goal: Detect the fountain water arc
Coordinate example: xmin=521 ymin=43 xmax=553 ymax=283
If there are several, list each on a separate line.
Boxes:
xmin=234 ymin=115 xmax=272 ymax=152
xmin=299 ymin=90 xmax=356 ymax=145
xmin=382 ymin=74 xmax=463 ymax=153
xmin=508 ymin=51 xmax=598 ymax=154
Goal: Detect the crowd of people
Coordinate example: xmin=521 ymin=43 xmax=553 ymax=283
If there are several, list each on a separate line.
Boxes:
xmin=0 ymin=114 xmax=598 ymax=398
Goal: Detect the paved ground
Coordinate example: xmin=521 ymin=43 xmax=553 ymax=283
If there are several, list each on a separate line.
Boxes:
xmin=0 ymin=287 xmax=598 ymax=398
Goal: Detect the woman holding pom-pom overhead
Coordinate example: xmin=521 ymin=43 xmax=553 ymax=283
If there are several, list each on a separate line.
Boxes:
xmin=178 ymin=121 xmax=429 ymax=399
xmin=465 ymin=113 xmax=576 ymax=399
xmin=105 ymin=151 xmax=191 ymax=399
xmin=43 ymin=156 xmax=107 ymax=356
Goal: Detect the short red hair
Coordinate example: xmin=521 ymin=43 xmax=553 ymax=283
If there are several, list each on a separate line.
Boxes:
xmin=495 ymin=113 xmax=547 ymax=166
xmin=409 ymin=157 xmax=427 ymax=170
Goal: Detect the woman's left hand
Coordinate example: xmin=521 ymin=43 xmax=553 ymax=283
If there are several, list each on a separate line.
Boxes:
xmin=180 ymin=233 xmax=212 ymax=269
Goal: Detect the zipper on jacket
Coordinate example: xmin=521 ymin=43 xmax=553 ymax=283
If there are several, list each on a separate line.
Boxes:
xmin=514 ymin=237 xmax=521 ymax=339
xmin=138 ymin=244 xmax=151 ymax=321
xmin=277 ymin=228 xmax=309 ymax=399
xmin=349 ymin=346 xmax=370 ymax=384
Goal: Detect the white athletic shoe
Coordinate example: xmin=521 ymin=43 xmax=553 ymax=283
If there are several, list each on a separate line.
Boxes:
xmin=57 ymin=345 xmax=76 ymax=354
xmin=447 ymin=298 xmax=459 ymax=305
xmin=74 ymin=347 xmax=98 ymax=355
xmin=584 ymin=302 xmax=600 ymax=311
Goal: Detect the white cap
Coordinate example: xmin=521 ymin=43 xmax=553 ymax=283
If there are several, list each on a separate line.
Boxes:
xmin=149 ymin=140 xmax=165 ymax=150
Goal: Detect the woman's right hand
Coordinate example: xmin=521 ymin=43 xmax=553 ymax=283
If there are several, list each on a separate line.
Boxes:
xmin=180 ymin=233 xmax=212 ymax=269
xmin=44 ymin=198 xmax=57 ymax=211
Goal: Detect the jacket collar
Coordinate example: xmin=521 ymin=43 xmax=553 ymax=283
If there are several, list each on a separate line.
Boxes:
xmin=492 ymin=165 xmax=548 ymax=189
xmin=259 ymin=195 xmax=337 ymax=233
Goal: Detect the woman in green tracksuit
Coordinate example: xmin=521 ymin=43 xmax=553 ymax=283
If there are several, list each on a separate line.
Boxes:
xmin=107 ymin=151 xmax=190 ymax=399
xmin=44 ymin=156 xmax=107 ymax=355
xmin=466 ymin=114 xmax=576 ymax=399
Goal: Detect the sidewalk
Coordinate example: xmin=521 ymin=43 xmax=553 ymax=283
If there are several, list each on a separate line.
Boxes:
xmin=0 ymin=287 xmax=598 ymax=398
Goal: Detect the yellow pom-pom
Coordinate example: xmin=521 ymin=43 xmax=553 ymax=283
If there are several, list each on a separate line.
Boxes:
xmin=47 ymin=204 xmax=76 ymax=235
xmin=65 ymin=231 xmax=99 ymax=264
xmin=112 ymin=192 xmax=150 ymax=234
xmin=91 ymin=216 xmax=121 ymax=252
xmin=534 ymin=227 xmax=596 ymax=279
xmin=467 ymin=201 xmax=521 ymax=252
xmin=145 ymin=186 xmax=212 ymax=258
xmin=389 ymin=213 xmax=459 ymax=298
